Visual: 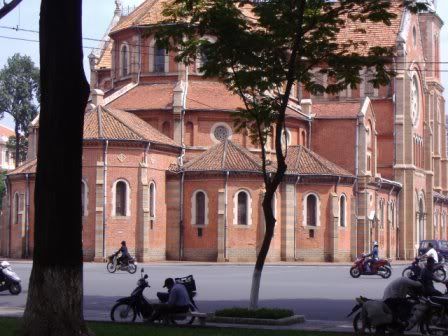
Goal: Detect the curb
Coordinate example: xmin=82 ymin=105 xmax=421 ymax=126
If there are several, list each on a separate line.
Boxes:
xmin=208 ymin=314 xmax=305 ymax=326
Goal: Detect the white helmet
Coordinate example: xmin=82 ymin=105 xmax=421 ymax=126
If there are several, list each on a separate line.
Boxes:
xmin=0 ymin=261 xmax=10 ymax=268
xmin=373 ymin=241 xmax=378 ymax=247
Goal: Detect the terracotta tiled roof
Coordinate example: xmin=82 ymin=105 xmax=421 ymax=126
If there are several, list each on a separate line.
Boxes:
xmin=286 ymin=146 xmax=353 ymax=177
xmin=313 ymin=102 xmax=361 ymax=119
xmin=7 ymin=159 xmax=37 ymax=176
xmin=110 ymin=0 xmax=172 ymax=34
xmin=96 ymin=41 xmax=113 ymax=69
xmin=0 ymin=125 xmax=14 ymax=138
xmin=107 ymin=83 xmax=175 ymax=110
xmin=84 ymin=105 xmax=179 ymax=147
xmin=183 ymin=140 xmax=267 ymax=173
xmin=334 ymin=0 xmax=404 ymax=55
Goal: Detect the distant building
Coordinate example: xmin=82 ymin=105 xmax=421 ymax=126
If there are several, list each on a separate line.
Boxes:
xmin=1 ymin=0 xmax=446 ymax=262
xmin=0 ymin=125 xmax=15 ymax=171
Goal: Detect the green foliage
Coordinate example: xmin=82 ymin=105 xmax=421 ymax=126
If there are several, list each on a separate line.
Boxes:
xmin=215 ymin=307 xmax=294 ymax=319
xmin=0 ymin=170 xmax=7 ymax=209
xmin=0 ymin=54 xmax=40 ymax=136
xmin=6 ymin=135 xmax=28 ymax=165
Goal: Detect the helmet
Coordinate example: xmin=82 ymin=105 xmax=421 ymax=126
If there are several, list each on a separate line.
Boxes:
xmin=373 ymin=241 xmax=378 ymax=247
xmin=0 ymin=261 xmax=10 ymax=268
xmin=121 ymin=241 xmax=126 ymax=246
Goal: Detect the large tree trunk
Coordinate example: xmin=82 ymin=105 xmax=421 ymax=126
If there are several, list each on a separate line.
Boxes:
xmin=14 ymin=125 xmax=20 ymax=168
xmin=21 ymin=1 xmax=90 ymax=335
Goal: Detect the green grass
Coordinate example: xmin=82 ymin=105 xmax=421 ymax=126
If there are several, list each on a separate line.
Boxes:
xmin=0 ymin=317 xmax=350 ymax=336
xmin=215 ymin=308 xmax=294 ymax=319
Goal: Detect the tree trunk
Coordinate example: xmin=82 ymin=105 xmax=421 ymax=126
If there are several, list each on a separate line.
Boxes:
xmin=14 ymin=126 xmax=19 ymax=168
xmin=21 ymin=1 xmax=90 ymax=335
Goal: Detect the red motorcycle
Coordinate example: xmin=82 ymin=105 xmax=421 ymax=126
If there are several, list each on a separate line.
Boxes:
xmin=350 ymin=255 xmax=392 ymax=279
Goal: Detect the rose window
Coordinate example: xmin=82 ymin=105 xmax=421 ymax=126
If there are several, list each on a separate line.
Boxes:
xmin=213 ymin=125 xmax=230 ymax=142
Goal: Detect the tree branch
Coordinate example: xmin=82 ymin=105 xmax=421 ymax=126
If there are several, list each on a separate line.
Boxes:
xmin=0 ymin=0 xmax=23 ymax=20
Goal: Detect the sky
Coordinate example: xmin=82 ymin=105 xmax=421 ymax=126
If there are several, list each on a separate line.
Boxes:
xmin=0 ymin=0 xmax=447 ymax=129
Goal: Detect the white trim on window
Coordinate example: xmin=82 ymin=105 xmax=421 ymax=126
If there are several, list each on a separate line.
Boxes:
xmin=149 ymin=181 xmax=156 ymax=220
xmin=191 ymin=189 xmax=209 ymax=226
xmin=233 ymin=189 xmax=252 ymax=226
xmin=111 ymin=179 xmax=131 ymax=217
xmin=120 ymin=42 xmax=130 ymax=77
xmin=210 ymin=122 xmax=232 ymax=143
xmin=302 ymin=192 xmax=321 ymax=227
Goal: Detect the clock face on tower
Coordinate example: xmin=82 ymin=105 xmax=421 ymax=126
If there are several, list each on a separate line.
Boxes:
xmin=411 ymin=75 xmax=419 ymax=126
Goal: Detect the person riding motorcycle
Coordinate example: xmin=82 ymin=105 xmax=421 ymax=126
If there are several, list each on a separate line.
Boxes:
xmin=116 ymin=241 xmax=131 ymax=266
xmin=364 ymin=241 xmax=379 ymax=272
xmin=419 ymin=242 xmax=439 ymax=267
xmin=420 ymin=256 xmax=443 ymax=297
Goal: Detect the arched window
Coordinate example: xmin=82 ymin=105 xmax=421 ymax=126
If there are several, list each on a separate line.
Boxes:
xmin=154 ymin=46 xmax=166 ymax=73
xmin=14 ymin=192 xmax=19 ymax=224
xmin=340 ymin=195 xmax=346 ymax=227
xmin=81 ymin=180 xmax=88 ymax=217
xmin=149 ymin=182 xmax=156 ymax=219
xmin=115 ymin=181 xmax=127 ymax=216
xmin=196 ymin=192 xmax=205 ymax=225
xmin=306 ymin=194 xmax=317 ymax=227
xmin=162 ymin=121 xmax=170 ymax=138
xmin=120 ymin=44 xmax=129 ymax=76
xmin=185 ymin=122 xmax=194 ymax=146
xmin=237 ymin=192 xmax=248 ymax=225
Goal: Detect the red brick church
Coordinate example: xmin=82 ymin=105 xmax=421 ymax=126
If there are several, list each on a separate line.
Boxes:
xmin=1 ymin=0 xmax=446 ymax=262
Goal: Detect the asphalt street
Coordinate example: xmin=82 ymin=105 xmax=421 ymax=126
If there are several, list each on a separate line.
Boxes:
xmin=0 ymin=262 xmax=445 ymax=323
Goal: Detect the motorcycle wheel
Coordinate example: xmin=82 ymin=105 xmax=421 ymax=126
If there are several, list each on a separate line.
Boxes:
xmin=170 ymin=306 xmax=196 ymax=325
xmin=422 ymin=309 xmax=447 ymax=335
xmin=9 ymin=283 xmax=21 ymax=295
xmin=402 ymin=267 xmax=415 ymax=279
xmin=379 ymin=266 xmax=392 ymax=279
xmin=128 ymin=263 xmax=137 ymax=274
xmin=350 ymin=266 xmax=361 ymax=278
xmin=434 ymin=267 xmax=447 ymax=282
xmin=110 ymin=303 xmax=136 ymax=323
xmin=353 ymin=312 xmax=374 ymax=335
xmin=106 ymin=262 xmax=116 ymax=273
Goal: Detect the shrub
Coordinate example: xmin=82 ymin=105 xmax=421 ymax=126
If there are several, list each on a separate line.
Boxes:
xmin=215 ymin=308 xmax=294 ymax=320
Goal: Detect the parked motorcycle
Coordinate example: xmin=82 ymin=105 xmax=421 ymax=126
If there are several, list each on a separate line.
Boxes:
xmin=402 ymin=257 xmax=447 ymax=282
xmin=110 ymin=269 xmax=153 ymax=322
xmin=350 ymin=255 xmax=392 ymax=279
xmin=0 ymin=261 xmax=21 ymax=295
xmin=106 ymin=253 xmax=137 ymax=274
xmin=110 ymin=269 xmax=199 ymax=325
xmin=420 ymin=283 xmax=448 ymax=335
xmin=348 ymin=296 xmax=429 ymax=335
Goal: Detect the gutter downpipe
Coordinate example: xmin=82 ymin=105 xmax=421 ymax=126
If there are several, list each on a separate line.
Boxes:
xmin=388 ymin=185 xmax=395 ymax=259
xmin=308 ymin=118 xmax=312 ymax=149
xmin=224 ymin=171 xmax=229 ymax=260
xmin=179 ymin=67 xmax=189 ymax=261
xmin=25 ymin=173 xmax=30 ymax=258
xmin=102 ymin=139 xmax=109 ymax=260
xmin=354 ymin=116 xmax=360 ymax=259
xmin=294 ymin=175 xmax=300 ymax=260
xmin=7 ymin=176 xmax=11 ymax=257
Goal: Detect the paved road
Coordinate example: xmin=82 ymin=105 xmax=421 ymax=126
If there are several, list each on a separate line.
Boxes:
xmin=1 ymin=262 xmax=444 ymax=323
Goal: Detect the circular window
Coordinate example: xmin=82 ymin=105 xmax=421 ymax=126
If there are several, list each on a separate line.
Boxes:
xmin=212 ymin=124 xmax=231 ymax=142
xmin=410 ymin=75 xmax=419 ymax=126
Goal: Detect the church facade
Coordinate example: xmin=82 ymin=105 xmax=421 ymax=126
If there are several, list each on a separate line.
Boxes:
xmin=0 ymin=0 xmax=446 ymax=262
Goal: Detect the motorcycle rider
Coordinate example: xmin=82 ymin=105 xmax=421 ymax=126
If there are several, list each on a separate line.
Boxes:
xmin=382 ymin=276 xmax=423 ymax=327
xmin=419 ymin=242 xmax=439 ymax=265
xmin=420 ymin=256 xmax=443 ymax=297
xmin=116 ymin=241 xmax=131 ymax=266
xmin=150 ymin=278 xmax=191 ymax=323
xmin=364 ymin=241 xmax=379 ymax=272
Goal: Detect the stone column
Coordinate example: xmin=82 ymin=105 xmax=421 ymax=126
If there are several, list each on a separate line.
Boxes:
xmin=94 ymin=161 xmax=105 ymax=262
xmin=137 ymin=163 xmax=150 ymax=261
xmin=280 ymin=183 xmax=295 ymax=261
xmin=350 ymin=195 xmax=357 ymax=260
xmin=217 ymin=189 xmax=226 ymax=262
xmin=329 ymin=192 xmax=339 ymax=261
xmin=166 ymin=178 xmax=181 ymax=260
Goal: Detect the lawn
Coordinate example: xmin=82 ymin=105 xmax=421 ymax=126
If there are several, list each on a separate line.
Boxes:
xmin=0 ymin=318 xmax=351 ymax=336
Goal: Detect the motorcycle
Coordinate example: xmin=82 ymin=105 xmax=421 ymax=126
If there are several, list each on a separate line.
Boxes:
xmin=348 ymin=296 xmax=429 ymax=335
xmin=420 ymin=283 xmax=448 ymax=335
xmin=107 ymin=253 xmax=137 ymax=274
xmin=350 ymin=255 xmax=392 ymax=279
xmin=402 ymin=257 xmax=447 ymax=282
xmin=110 ymin=268 xmax=154 ymax=322
xmin=0 ymin=261 xmax=21 ymax=295
xmin=110 ymin=269 xmax=199 ymax=325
